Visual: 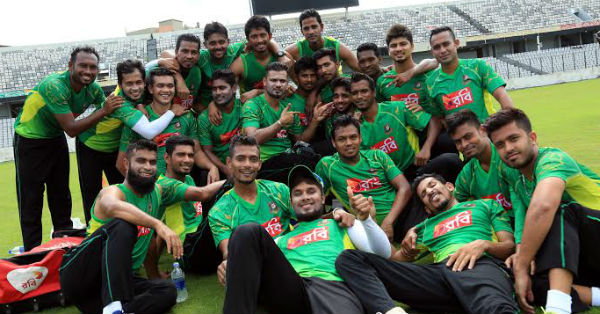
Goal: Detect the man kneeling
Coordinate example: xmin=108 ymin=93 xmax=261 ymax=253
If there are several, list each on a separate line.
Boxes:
xmin=336 ymin=173 xmax=519 ymax=314
xmin=222 ymin=165 xmax=392 ymax=314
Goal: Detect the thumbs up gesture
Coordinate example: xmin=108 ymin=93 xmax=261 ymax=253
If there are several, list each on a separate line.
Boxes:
xmin=278 ymin=103 xmax=299 ymax=127
xmin=347 ymin=186 xmax=375 ymax=221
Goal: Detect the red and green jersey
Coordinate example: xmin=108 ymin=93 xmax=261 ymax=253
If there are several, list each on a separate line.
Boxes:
xmin=78 ymin=87 xmax=144 ymax=152
xmin=360 ymin=101 xmax=431 ymax=171
xmin=426 ymin=59 xmax=506 ymax=121
xmin=296 ymin=36 xmax=340 ymax=60
xmin=87 ymin=178 xmax=189 ymax=270
xmin=454 ymin=143 xmax=513 ymax=216
xmin=284 ymin=93 xmax=308 ymax=136
xmin=239 ymin=52 xmax=277 ymax=93
xmin=198 ymin=41 xmax=246 ymax=105
xmin=415 ymin=199 xmax=513 ymax=263
xmin=120 ymin=105 xmax=198 ymax=174
xmin=275 ymin=218 xmax=354 ymax=281
xmin=158 ymin=174 xmax=203 ymax=242
xmin=315 ymin=149 xmax=402 ymax=223
xmin=197 ymin=99 xmax=242 ymax=163
xmin=242 ymin=94 xmax=293 ymax=161
xmin=14 ymin=71 xmax=105 ymax=139
xmin=499 ymin=147 xmax=600 ymax=243
xmin=208 ymin=180 xmax=295 ymax=246
xmin=376 ymin=69 xmax=436 ymax=115
xmin=146 ymin=62 xmax=202 ymax=108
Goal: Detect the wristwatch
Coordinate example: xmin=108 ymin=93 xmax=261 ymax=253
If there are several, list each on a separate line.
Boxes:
xmin=276 ymin=50 xmax=285 ymax=58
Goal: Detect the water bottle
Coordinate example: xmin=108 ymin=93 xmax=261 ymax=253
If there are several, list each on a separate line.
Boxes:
xmin=171 ymin=262 xmax=188 ymax=303
xmin=8 ymin=246 xmax=24 ymax=255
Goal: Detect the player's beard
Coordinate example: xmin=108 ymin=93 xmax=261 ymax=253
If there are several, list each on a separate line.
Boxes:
xmin=127 ymin=170 xmax=157 ymax=195
xmin=295 ymin=205 xmax=325 ymax=222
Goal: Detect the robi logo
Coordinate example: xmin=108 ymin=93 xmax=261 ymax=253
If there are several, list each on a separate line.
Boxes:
xmin=347 ymin=177 xmax=382 ymax=193
xmin=220 ymin=128 xmax=240 ymax=144
xmin=276 ymin=129 xmax=288 ymax=139
xmin=174 ymin=95 xmax=194 ymax=109
xmin=137 ymin=226 xmax=151 ymax=237
xmin=442 ymin=87 xmax=474 ymax=110
xmin=194 ymin=201 xmax=203 ymax=218
xmin=298 ymin=113 xmax=309 ymax=126
xmin=6 ymin=266 xmax=48 ymax=294
xmin=482 ymin=193 xmax=512 ymax=211
xmin=391 ymin=93 xmax=420 ymax=105
xmin=153 ymin=132 xmax=181 ymax=147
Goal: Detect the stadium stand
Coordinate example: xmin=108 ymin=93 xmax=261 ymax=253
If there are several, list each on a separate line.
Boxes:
xmin=503 ymin=43 xmax=600 ymax=74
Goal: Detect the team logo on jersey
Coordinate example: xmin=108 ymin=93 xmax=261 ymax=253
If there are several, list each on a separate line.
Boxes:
xmin=298 ymin=113 xmax=309 ymax=126
xmin=220 ymin=128 xmax=240 ymax=144
xmin=368 ymin=168 xmax=378 ymax=175
xmin=153 ymin=132 xmax=181 ymax=147
xmin=391 ymin=93 xmax=419 ymax=106
xmin=194 ymin=201 xmax=203 ymax=217
xmin=347 ymin=177 xmax=382 ymax=193
xmin=442 ymin=87 xmax=473 ymax=110
xmin=276 ymin=129 xmax=288 ymax=139
xmin=415 ymin=82 xmax=423 ymax=90
xmin=268 ymin=201 xmax=280 ymax=214
xmin=384 ymin=124 xmax=392 ymax=134
xmin=137 ymin=226 xmax=152 ymax=237
xmin=482 ymin=193 xmax=513 ymax=211
xmin=174 ymin=121 xmax=181 ymax=130
xmin=262 ymin=217 xmax=283 ymax=237
xmin=371 ymin=136 xmax=398 ymax=154
xmin=287 ymin=226 xmax=330 ymax=249
xmin=433 ymin=210 xmax=472 ymax=238
xmin=462 ymin=75 xmax=471 ymax=85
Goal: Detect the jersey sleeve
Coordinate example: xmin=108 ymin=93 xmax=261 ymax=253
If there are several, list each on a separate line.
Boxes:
xmin=111 ymin=103 xmax=144 ymax=128
xmin=183 ymin=113 xmax=199 ymax=141
xmin=487 ymin=200 xmax=513 ymax=234
xmin=375 ymin=75 xmax=387 ymax=102
xmin=535 ymin=150 xmax=579 ymax=182
xmin=119 ymin=125 xmax=137 ymax=152
xmin=145 ymin=59 xmax=159 ymax=77
xmin=229 ymin=41 xmax=246 ymax=59
xmin=376 ymin=150 xmax=402 ymax=181
xmin=478 ymin=59 xmax=506 ymax=94
xmin=453 ymin=165 xmax=471 ymax=202
xmin=510 ymin=185 xmax=527 ymax=244
xmin=403 ymin=106 xmax=431 ymax=132
xmin=39 ymin=79 xmax=72 ymax=114
xmin=196 ymin=113 xmax=214 ymax=146
xmin=92 ymin=84 xmax=106 ymax=108
xmin=158 ymin=176 xmax=189 ymax=206
xmin=315 ymin=159 xmax=332 ymax=195
xmin=276 ymin=182 xmax=296 ymax=220
xmin=424 ymin=80 xmax=445 ymax=117
xmin=241 ymin=100 xmax=262 ymax=129
xmin=208 ymin=199 xmax=234 ymax=247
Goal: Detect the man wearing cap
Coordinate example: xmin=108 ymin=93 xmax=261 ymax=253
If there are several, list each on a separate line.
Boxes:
xmin=221 ymin=163 xmax=392 ymax=314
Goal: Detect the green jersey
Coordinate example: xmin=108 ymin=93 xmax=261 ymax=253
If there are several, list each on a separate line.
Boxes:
xmin=87 ymin=178 xmax=188 ymax=270
xmin=198 ymin=41 xmax=245 ymax=105
xmin=120 ymin=105 xmax=198 ymax=174
xmin=15 ymin=71 xmax=105 ymax=139
xmin=242 ymin=94 xmax=293 ymax=161
xmin=78 ymin=87 xmax=144 ymax=152
xmin=376 ymin=69 xmax=435 ymax=114
xmin=197 ymin=99 xmax=242 ymax=163
xmin=147 ymin=61 xmax=202 ymax=108
xmin=426 ymin=59 xmax=505 ymax=121
xmin=315 ymin=150 xmax=402 ymax=223
xmin=275 ymin=218 xmax=354 ymax=281
xmin=239 ymin=52 xmax=277 ymax=93
xmin=454 ymin=143 xmax=513 ymax=215
xmin=415 ymin=199 xmax=513 ymax=263
xmin=285 ymin=93 xmax=308 ymax=135
xmin=499 ymin=147 xmax=600 ymax=243
xmin=296 ymin=36 xmax=340 ymax=60
xmin=319 ymin=73 xmax=350 ymax=104
xmin=158 ymin=174 xmax=202 ymax=242
xmin=360 ymin=101 xmax=431 ymax=171
xmin=208 ymin=180 xmax=295 ymax=246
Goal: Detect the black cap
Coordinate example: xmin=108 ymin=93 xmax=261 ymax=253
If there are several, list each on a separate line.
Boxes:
xmin=287 ymin=165 xmax=324 ymax=193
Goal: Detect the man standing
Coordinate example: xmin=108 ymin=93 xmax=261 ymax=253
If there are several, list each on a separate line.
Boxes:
xmin=426 ymin=26 xmax=514 ymax=122
xmin=222 ymin=164 xmax=391 ymax=314
xmin=487 ymin=108 xmax=600 ymax=314
xmin=13 ymin=46 xmax=120 ymax=250
xmin=336 ymin=173 xmax=519 ymax=314
xmin=313 ymin=48 xmax=343 ymax=104
xmin=59 ymin=140 xmax=224 ymax=314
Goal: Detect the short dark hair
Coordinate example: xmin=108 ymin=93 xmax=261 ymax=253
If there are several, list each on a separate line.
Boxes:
xmin=445 ymin=109 xmax=481 ymax=135
xmin=266 ymin=62 xmax=288 ymax=75
xmin=331 ymin=114 xmax=361 ymax=140
xmin=245 ymin=15 xmax=271 ymax=38
xmin=429 ymin=26 xmax=456 ymax=43
xmin=203 ymin=21 xmax=228 ymax=41
xmin=412 ymin=173 xmax=447 ymax=205
xmin=484 ymin=108 xmax=532 ymax=137
xmin=294 ymin=56 xmax=317 ymax=76
xmin=165 ymin=135 xmax=195 ymax=157
xmin=313 ymin=48 xmax=337 ymax=63
xmin=212 ymin=69 xmax=236 ymax=88
xmin=386 ymin=24 xmax=413 ymax=46
xmin=70 ymin=46 xmax=100 ymax=64
xmin=175 ymin=33 xmax=201 ymax=52
xmin=299 ymin=9 xmax=322 ymax=27
xmin=116 ymin=59 xmax=145 ymax=85
xmin=356 ymin=43 xmax=380 ymax=58
xmin=330 ymin=77 xmax=351 ymax=93
xmin=147 ymin=67 xmax=175 ymax=86
xmin=350 ymin=72 xmax=375 ymax=91
xmin=126 ymin=139 xmax=158 ymax=159
xmin=229 ymin=134 xmax=260 ymax=157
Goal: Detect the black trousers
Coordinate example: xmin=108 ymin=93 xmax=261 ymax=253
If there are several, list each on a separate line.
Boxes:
xmin=223 ymin=223 xmax=363 ymax=314
xmin=336 ymin=250 xmax=519 ymax=314
xmin=258 ymin=148 xmax=320 ymax=184
xmin=14 ymin=133 xmax=72 ymax=251
xmin=180 ymin=219 xmax=223 ymax=274
xmin=75 ymin=139 xmax=124 ymax=225
xmin=531 ymin=203 xmax=600 ymax=313
xmin=59 ymin=219 xmax=176 ymax=314
xmin=403 ymin=152 xmax=463 ymax=183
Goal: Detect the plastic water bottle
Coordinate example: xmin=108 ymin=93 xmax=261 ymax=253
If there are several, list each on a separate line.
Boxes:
xmin=8 ymin=246 xmax=24 ymax=255
xmin=171 ymin=262 xmax=188 ymax=303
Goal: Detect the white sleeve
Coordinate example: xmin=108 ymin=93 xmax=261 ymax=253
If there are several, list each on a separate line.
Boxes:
xmin=346 ymin=216 xmax=392 ymax=258
xmin=131 ymin=110 xmax=175 ymax=139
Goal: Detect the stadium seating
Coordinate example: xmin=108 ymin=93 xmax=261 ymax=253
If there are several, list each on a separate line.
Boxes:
xmin=503 ymin=43 xmax=600 ymax=73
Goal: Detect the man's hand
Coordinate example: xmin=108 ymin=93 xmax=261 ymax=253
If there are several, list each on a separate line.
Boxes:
xmin=401 ymin=227 xmax=419 ymax=257
xmin=332 ymin=208 xmax=355 ymax=228
xmin=279 ymin=103 xmax=299 ymax=127
xmin=241 ymin=89 xmax=262 ymax=103
xmin=380 ymin=218 xmax=394 ymax=242
xmin=207 ymin=166 xmax=220 ymax=184
xmin=170 ymin=101 xmax=189 ymax=117
xmin=286 ymin=85 xmax=296 ymax=98
xmin=313 ymin=102 xmax=333 ymax=123
xmin=135 ymin=103 xmax=149 ymax=118
xmin=176 ymin=84 xmax=190 ymax=101
xmin=155 ymin=223 xmax=183 ymax=259
xmin=505 ymin=253 xmax=536 ymax=274
xmin=158 ymin=58 xmax=180 ymax=73
xmin=405 ymin=101 xmax=423 ymax=113
xmin=217 ymin=260 xmax=227 ymax=286
xmin=208 ymin=101 xmax=223 ymax=125
xmin=347 ymin=186 xmax=375 ymax=221
xmin=385 ymin=68 xmax=415 ymax=88
xmin=513 ymin=266 xmax=535 ymax=314
xmin=414 ymin=148 xmax=431 ymax=167
xmin=102 ymin=94 xmax=124 ymax=116
xmin=446 ymin=239 xmax=488 ymax=271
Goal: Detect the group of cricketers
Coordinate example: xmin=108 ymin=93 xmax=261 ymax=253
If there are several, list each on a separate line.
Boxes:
xmin=12 ymin=7 xmax=600 ymax=314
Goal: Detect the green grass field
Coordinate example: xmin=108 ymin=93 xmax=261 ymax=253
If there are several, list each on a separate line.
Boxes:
xmin=1 ymin=78 xmax=600 ymax=313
